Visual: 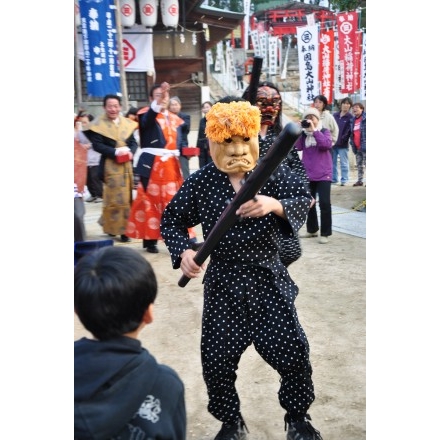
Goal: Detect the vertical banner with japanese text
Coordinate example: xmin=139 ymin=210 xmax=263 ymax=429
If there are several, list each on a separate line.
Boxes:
xmin=250 ymin=30 xmax=261 ymax=57
xmin=333 ymin=44 xmax=345 ymax=99
xmin=243 ymin=0 xmax=251 ymax=50
xmin=319 ymin=29 xmax=334 ymax=105
xmin=214 ymin=41 xmax=224 ymax=73
xmin=206 ymin=50 xmax=213 ymax=69
xmin=336 ymin=11 xmax=358 ymax=94
xmin=353 ymin=30 xmax=363 ymax=92
xmin=259 ymin=32 xmax=268 ymax=71
xmin=226 ymin=46 xmax=235 ymax=86
xmin=360 ymin=32 xmax=366 ymax=100
xmin=268 ymin=36 xmax=279 ymax=75
xmin=78 ymin=0 xmax=121 ymax=97
xmin=297 ymin=25 xmax=319 ymax=105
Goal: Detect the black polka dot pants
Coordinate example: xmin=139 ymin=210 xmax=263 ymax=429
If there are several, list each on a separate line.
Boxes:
xmin=201 ymin=265 xmax=315 ymax=425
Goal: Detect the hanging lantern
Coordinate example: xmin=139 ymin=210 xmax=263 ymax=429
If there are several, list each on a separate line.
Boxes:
xmin=74 ymin=0 xmax=81 ymax=27
xmin=161 ymin=0 xmax=179 ymax=28
xmin=120 ymin=0 xmax=136 ymax=28
xmin=140 ymin=0 xmax=158 ymax=28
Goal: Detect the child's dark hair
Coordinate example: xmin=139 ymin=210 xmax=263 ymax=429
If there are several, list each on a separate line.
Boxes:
xmin=74 ymin=246 xmax=158 ymax=340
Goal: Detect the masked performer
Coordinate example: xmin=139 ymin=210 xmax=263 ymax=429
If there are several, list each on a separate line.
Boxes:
xmin=160 ymin=98 xmax=323 ymax=440
xmin=243 ymin=81 xmax=310 ymax=266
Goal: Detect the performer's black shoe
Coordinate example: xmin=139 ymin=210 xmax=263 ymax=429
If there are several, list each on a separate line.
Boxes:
xmin=214 ymin=415 xmax=248 ymax=440
xmin=120 ymin=235 xmax=131 ymax=243
xmin=146 ymin=245 xmax=158 ymax=253
xmin=285 ymin=414 xmax=323 ymax=440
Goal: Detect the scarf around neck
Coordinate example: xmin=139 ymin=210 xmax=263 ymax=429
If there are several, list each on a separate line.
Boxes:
xmin=304 ymin=120 xmax=323 ymax=147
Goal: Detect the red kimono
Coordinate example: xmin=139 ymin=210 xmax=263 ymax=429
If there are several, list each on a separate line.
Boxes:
xmin=125 ymin=111 xmax=196 ymax=241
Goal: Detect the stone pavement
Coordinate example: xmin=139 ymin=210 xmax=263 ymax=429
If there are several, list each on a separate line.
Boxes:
xmin=328 ymin=204 xmax=365 ymax=239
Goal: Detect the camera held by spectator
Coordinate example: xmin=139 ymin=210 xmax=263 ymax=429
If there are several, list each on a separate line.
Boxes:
xmin=301 ymin=119 xmax=311 ymax=128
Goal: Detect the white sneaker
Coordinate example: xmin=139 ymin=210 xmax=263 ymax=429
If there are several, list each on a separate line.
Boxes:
xmin=319 ymin=236 xmax=329 ymax=244
xmin=301 ymin=232 xmax=318 ymax=238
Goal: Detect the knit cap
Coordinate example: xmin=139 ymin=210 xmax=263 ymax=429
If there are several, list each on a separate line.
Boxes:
xmin=302 ymin=107 xmax=321 ymax=119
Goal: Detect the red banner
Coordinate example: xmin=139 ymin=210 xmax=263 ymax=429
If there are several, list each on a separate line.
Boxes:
xmin=336 ymin=11 xmax=358 ymax=93
xmin=319 ymin=29 xmax=334 ymax=105
xmin=353 ymin=30 xmax=363 ymax=92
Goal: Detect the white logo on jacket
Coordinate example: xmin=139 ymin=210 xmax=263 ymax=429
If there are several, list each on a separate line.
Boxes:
xmin=137 ymin=395 xmax=161 ymax=423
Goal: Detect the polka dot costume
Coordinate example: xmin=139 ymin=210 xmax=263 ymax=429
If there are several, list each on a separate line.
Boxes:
xmin=259 ymin=127 xmax=310 ymax=267
xmin=160 ymin=162 xmax=315 ymax=425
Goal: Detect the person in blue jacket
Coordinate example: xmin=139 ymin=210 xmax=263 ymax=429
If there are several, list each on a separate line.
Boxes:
xmin=332 ymin=97 xmax=354 ymax=186
xmin=74 ymin=246 xmax=186 ymax=440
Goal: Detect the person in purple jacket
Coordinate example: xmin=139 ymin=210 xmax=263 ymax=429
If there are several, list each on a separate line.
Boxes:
xmin=295 ymin=107 xmax=333 ymax=244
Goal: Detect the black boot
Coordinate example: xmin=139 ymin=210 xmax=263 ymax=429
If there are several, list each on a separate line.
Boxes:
xmin=143 ymin=239 xmax=158 ymax=253
xmin=285 ymin=414 xmax=323 ymax=440
xmin=214 ymin=414 xmax=248 ymax=440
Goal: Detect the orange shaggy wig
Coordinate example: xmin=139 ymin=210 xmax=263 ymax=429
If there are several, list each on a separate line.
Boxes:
xmin=205 ymin=101 xmax=261 ymax=143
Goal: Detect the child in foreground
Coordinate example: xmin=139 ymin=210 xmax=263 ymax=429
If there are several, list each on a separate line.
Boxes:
xmin=74 ymin=246 xmax=186 ymax=440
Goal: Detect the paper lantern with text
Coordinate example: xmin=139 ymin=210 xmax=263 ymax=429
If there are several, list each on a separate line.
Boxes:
xmin=120 ymin=0 xmax=136 ymax=27
xmin=140 ymin=0 xmax=158 ymax=27
xmin=161 ymin=0 xmax=179 ymax=28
